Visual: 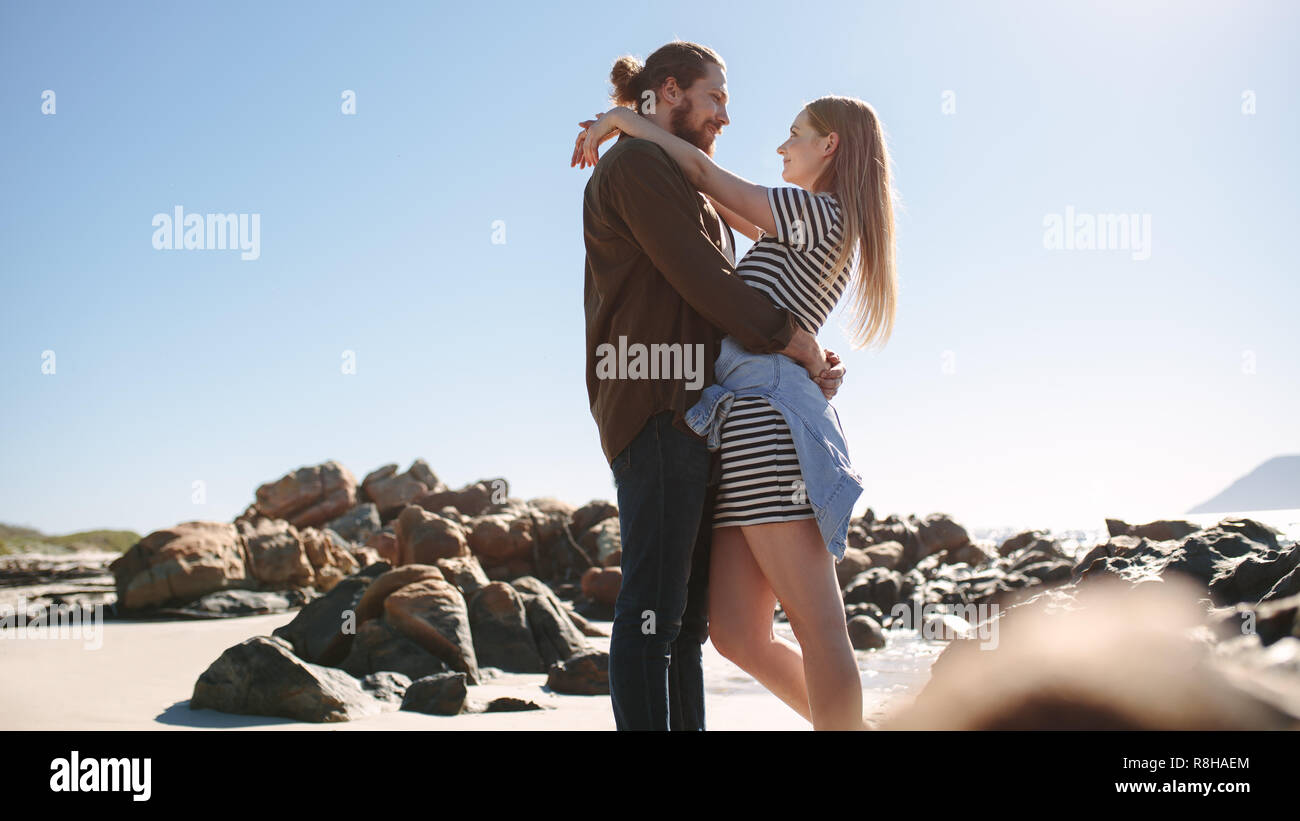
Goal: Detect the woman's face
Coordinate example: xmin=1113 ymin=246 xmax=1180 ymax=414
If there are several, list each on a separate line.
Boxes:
xmin=778 ymin=108 xmax=834 ymax=190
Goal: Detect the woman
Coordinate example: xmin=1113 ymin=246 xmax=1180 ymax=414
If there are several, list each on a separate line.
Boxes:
xmin=574 ymin=95 xmax=898 ymax=730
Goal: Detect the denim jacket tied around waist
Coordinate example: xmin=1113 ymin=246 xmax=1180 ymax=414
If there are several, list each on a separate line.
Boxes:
xmin=684 ymin=334 xmax=863 ymax=563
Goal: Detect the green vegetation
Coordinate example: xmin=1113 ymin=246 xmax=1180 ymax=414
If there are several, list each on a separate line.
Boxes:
xmin=0 ymin=523 xmax=140 ymax=556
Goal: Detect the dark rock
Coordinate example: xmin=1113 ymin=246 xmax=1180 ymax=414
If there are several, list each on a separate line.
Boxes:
xmin=155 ymin=588 xmax=308 ymax=619
xmin=546 ymin=649 xmax=609 ymax=695
xmin=468 ymin=581 xmax=546 ymax=673
xmin=339 ymin=618 xmax=451 ymax=680
xmin=360 ymin=671 xmax=410 ymax=706
xmin=326 ymin=503 xmax=383 ymax=545
xmin=271 ymin=563 xmax=389 ymax=665
xmin=401 ymin=671 xmax=468 ymax=715
xmin=435 ymin=555 xmax=491 ymax=601
xmin=1251 ymin=592 xmax=1300 ymax=646
xmin=1209 ymin=542 xmax=1300 ymax=606
xmin=484 ymin=697 xmax=545 ymax=712
xmin=847 ymin=615 xmax=886 ymax=650
xmin=520 ymin=586 xmax=590 ymax=667
xmin=844 ymin=567 xmax=904 ymax=611
xmin=191 ymin=636 xmax=381 ymax=722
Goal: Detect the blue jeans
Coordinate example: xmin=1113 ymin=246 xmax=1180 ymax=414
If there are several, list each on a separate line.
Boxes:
xmin=608 ymin=410 xmax=718 ymax=730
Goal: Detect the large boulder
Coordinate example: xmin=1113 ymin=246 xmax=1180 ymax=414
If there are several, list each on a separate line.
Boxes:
xmin=191 ymin=636 xmax=382 ymax=723
xmin=362 ymin=460 xmax=445 ymax=521
xmin=401 ymin=672 xmax=468 ymax=715
xmin=237 ymin=515 xmax=314 ymax=589
xmin=394 ymin=505 xmax=470 ymax=565
xmin=913 ymin=514 xmax=970 ymax=563
xmin=466 ymin=514 xmax=534 ymax=566
xmin=571 ymin=500 xmax=618 ymax=536
xmin=579 ymin=518 xmax=621 ymax=565
xmin=326 ymin=503 xmax=383 ymax=545
xmin=580 ymin=566 xmax=621 ymax=607
xmin=354 ymin=564 xmax=445 ymax=624
xmin=514 ymin=576 xmax=590 ymax=667
xmin=546 ymin=649 xmax=609 ymax=695
xmin=271 ymin=564 xmax=389 ymax=665
xmin=340 ymin=618 xmax=451 ymax=680
xmin=252 ymin=460 xmax=358 ymax=529
xmin=383 ymin=578 xmax=480 ymax=684
xmin=468 ymin=582 xmax=546 ymax=673
xmin=415 ymin=479 xmax=509 ymax=518
xmin=109 ymin=521 xmax=249 ymax=611
xmin=434 ymin=555 xmax=491 ymax=601
xmin=300 ymin=527 xmax=361 ymax=592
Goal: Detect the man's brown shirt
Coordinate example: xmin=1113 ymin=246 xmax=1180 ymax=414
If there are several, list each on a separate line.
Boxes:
xmin=583 ymin=135 xmax=798 ymax=465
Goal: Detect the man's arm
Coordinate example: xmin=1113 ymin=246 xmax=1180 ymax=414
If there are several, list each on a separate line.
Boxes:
xmin=602 ymin=141 xmax=804 ymax=357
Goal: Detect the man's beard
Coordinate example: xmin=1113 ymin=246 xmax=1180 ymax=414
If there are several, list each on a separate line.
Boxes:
xmin=670 ymin=97 xmax=718 ymax=156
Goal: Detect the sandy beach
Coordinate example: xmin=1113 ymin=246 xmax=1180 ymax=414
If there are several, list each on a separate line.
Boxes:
xmin=0 ymin=611 xmax=941 ymax=731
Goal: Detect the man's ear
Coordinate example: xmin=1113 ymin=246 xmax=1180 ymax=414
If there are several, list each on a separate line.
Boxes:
xmin=661 ymin=76 xmax=681 ymax=105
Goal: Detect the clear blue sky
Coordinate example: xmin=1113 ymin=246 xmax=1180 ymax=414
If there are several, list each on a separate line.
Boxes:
xmin=2 ymin=0 xmax=1296 ymax=537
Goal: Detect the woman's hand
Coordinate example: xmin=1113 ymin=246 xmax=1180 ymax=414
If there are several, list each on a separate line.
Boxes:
xmin=813 ymin=349 xmax=846 ymax=400
xmin=571 ymin=108 xmax=631 ymax=169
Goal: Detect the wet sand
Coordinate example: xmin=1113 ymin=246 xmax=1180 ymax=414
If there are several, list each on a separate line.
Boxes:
xmin=0 ymin=611 xmax=939 ymax=730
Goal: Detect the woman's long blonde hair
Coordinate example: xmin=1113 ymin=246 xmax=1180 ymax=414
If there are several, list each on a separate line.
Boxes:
xmin=804 ymin=95 xmax=898 ymax=350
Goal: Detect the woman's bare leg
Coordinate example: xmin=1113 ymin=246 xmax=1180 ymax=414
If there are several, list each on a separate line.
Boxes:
xmin=707 ymin=525 xmax=813 ymax=723
xmin=741 ymin=518 xmax=865 ymax=730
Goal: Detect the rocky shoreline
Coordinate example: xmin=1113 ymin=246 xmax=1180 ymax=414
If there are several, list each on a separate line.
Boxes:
xmin=4 ymin=457 xmax=1298 ymax=727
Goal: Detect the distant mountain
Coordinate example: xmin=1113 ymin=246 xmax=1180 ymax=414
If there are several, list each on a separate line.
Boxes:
xmin=1187 ymin=455 xmax=1300 ymax=514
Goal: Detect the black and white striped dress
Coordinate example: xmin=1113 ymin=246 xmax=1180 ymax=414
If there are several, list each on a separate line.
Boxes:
xmin=713 ymin=186 xmax=850 ymax=530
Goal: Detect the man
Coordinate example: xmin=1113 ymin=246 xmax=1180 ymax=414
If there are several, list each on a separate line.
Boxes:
xmin=580 ymin=41 xmax=844 ymax=731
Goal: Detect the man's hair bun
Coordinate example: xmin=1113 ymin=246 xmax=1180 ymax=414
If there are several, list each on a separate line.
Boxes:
xmin=609 ymin=55 xmax=644 ymax=108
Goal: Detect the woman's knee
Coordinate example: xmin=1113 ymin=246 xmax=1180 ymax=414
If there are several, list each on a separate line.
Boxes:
xmin=708 ymin=610 xmax=763 ymax=664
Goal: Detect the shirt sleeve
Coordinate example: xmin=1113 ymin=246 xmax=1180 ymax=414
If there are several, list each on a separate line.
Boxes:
xmin=765 ymin=186 xmax=842 ymax=253
xmin=601 ymin=142 xmax=798 ymax=354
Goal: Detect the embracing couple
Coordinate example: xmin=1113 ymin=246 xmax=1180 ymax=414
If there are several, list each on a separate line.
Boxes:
xmin=575 ymin=40 xmax=898 ymax=731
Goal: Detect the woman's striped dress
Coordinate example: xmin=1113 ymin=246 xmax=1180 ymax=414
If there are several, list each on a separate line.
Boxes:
xmin=712 ymin=186 xmax=850 ymax=530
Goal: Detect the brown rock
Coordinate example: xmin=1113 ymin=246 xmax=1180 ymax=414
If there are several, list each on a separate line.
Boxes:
xmin=434 ymin=554 xmax=491 ymax=601
xmin=572 ymin=500 xmax=618 ymax=535
xmin=366 ymin=529 xmax=399 ymax=565
xmin=362 ymin=460 xmax=445 ymax=520
xmin=300 ymin=527 xmax=360 ymax=592
xmin=395 ymin=505 xmax=469 ymax=565
xmin=383 ymin=578 xmax=479 ymax=684
xmin=109 ymin=521 xmax=249 ymax=611
xmin=836 ymin=547 xmax=872 ymax=588
xmin=581 ymin=566 xmax=622 ymax=607
xmin=253 ymin=460 xmax=358 ymax=529
xmin=466 ymin=514 xmax=534 ymax=565
xmin=415 ymin=479 xmax=508 ymax=517
xmin=355 ymin=564 xmax=446 ymax=624
xmin=237 ymin=515 xmax=314 ymax=589
xmin=863 ymin=540 xmax=903 ymax=570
